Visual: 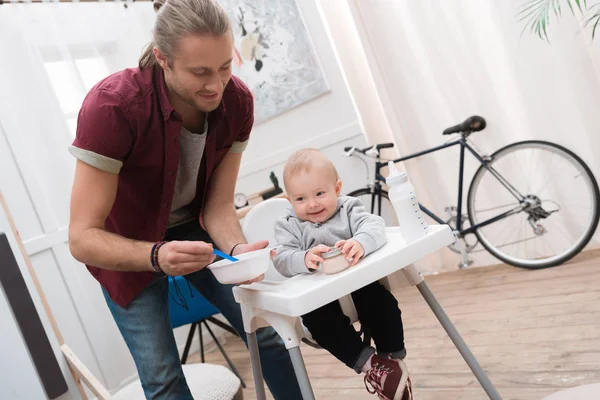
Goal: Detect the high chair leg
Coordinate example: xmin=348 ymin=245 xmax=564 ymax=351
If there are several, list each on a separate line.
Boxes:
xmin=247 ymin=331 xmax=267 ymax=400
xmin=289 ymin=346 xmax=315 ymax=400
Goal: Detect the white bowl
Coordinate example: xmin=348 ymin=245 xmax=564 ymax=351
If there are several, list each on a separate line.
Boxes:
xmin=207 ymin=248 xmax=271 ymax=284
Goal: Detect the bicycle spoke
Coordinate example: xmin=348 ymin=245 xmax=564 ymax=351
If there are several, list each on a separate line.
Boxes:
xmin=542 ymin=234 xmax=557 ymax=259
xmin=517 ymin=214 xmax=526 ymax=259
xmin=474 ymin=202 xmax=521 ymax=214
xmin=546 ymin=216 xmax=580 ymax=246
xmin=526 ymin=148 xmax=535 ymax=193
xmin=489 ymin=215 xmax=512 ymax=246
xmin=534 ymin=164 xmax=577 ymax=195
xmin=490 ymin=233 xmax=539 ymax=250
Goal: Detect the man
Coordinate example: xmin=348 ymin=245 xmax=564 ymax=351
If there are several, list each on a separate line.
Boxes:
xmin=68 ymin=0 xmax=302 ymax=398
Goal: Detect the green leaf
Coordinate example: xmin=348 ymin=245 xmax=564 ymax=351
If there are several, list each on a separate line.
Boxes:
xmin=518 ymin=0 xmax=554 ymax=41
xmin=553 ymin=0 xmax=562 ymax=16
xmin=583 ymin=5 xmax=600 ymax=38
xmin=517 ymin=0 xmax=547 ymax=21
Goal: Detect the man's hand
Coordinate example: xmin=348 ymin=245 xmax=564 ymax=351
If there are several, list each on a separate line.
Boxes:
xmin=305 ymin=244 xmax=330 ymax=271
xmin=157 ymin=241 xmax=216 ymax=276
xmin=335 ymin=239 xmax=365 ymax=266
xmin=231 ymin=240 xmax=268 ymax=285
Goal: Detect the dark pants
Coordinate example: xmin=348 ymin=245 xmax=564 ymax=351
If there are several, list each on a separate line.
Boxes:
xmin=301 ymin=281 xmax=405 ymax=372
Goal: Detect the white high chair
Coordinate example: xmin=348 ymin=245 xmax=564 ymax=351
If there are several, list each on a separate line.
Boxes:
xmin=237 ymin=198 xmax=502 ymax=400
xmin=241 ymin=198 xmax=382 ymax=345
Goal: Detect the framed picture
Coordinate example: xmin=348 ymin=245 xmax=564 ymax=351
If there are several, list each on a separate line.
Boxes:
xmin=220 ymin=0 xmax=330 ymax=124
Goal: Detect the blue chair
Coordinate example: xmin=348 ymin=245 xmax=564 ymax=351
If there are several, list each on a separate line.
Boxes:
xmin=168 ymin=276 xmax=246 ymax=388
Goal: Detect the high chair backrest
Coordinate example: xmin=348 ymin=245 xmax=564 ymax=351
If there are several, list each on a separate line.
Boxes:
xmin=241 ymin=198 xmax=359 ymax=322
xmin=241 ymin=198 xmax=290 ymax=282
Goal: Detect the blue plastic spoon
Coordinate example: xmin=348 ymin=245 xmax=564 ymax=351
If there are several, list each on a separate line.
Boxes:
xmin=213 ymin=248 xmax=239 ymax=262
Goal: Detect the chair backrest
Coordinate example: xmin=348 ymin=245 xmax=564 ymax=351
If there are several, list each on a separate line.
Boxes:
xmin=241 ymin=198 xmax=290 ymax=282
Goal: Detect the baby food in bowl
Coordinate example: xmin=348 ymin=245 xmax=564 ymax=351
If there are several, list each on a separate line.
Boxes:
xmin=207 ymin=248 xmax=271 ymax=284
xmin=321 ymin=247 xmax=350 ymax=275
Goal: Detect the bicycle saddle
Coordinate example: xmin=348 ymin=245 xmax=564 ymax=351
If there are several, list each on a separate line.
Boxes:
xmin=443 ymin=116 xmax=486 ymax=135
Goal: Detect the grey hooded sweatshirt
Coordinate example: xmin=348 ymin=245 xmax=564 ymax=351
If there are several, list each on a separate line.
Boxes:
xmin=273 ymin=195 xmax=387 ymax=277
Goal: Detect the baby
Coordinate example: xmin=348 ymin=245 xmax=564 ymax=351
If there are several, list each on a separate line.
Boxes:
xmin=273 ymin=148 xmax=412 ymax=400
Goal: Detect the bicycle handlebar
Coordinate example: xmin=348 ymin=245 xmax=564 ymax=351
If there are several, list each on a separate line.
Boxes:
xmin=344 ymin=142 xmax=395 ymax=154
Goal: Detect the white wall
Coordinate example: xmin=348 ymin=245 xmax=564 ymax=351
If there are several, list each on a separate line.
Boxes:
xmin=0 ymin=0 xmax=366 ymax=395
xmin=234 ymin=0 xmax=367 ymax=198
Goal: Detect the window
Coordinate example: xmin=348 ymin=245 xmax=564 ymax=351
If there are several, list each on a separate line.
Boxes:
xmin=41 ymin=46 xmax=112 ymax=137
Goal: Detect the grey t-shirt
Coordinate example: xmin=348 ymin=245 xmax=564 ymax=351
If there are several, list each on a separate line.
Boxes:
xmin=168 ymin=122 xmax=208 ymax=226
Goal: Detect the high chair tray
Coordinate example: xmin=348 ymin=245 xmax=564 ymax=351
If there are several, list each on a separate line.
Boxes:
xmin=232 ymin=225 xmax=455 ymax=317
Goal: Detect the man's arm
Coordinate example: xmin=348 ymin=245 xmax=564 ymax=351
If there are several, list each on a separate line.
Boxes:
xmin=68 ymin=160 xmax=155 ymax=271
xmin=202 ymin=152 xmax=267 ymax=284
xmin=69 ymin=161 xmax=215 ymax=275
xmin=202 ymin=152 xmax=248 ymax=254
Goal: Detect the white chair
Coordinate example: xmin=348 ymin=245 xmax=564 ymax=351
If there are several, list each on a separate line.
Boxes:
xmin=237 ymin=198 xmax=502 ymax=400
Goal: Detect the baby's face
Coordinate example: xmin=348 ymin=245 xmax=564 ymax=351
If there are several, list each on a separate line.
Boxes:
xmin=286 ymin=169 xmax=342 ymax=223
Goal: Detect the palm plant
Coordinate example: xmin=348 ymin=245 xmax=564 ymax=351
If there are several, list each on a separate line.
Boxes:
xmin=519 ymin=0 xmax=600 ymax=40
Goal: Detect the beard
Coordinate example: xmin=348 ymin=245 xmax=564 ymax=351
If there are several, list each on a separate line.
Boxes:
xmin=169 ymin=77 xmax=223 ymax=113
xmin=176 ymin=87 xmax=221 ymax=113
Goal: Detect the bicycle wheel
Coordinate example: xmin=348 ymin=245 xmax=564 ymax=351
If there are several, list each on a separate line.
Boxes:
xmin=467 ymin=140 xmax=599 ymax=269
xmin=346 ymin=188 xmax=399 ymax=227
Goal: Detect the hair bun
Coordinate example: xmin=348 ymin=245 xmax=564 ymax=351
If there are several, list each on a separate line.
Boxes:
xmin=153 ymin=0 xmax=166 ymax=13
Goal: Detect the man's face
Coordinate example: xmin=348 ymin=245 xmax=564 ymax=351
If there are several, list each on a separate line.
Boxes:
xmin=157 ymin=32 xmax=234 ymax=113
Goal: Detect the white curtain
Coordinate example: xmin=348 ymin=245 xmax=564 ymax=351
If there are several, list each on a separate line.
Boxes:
xmin=350 ymin=0 xmax=600 ymax=272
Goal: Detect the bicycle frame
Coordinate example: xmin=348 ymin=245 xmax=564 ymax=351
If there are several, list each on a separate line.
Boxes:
xmin=372 ymin=138 xmax=527 ymax=237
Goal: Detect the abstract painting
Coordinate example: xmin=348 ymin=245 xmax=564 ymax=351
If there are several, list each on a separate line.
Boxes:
xmin=219 ymin=0 xmax=330 ymax=124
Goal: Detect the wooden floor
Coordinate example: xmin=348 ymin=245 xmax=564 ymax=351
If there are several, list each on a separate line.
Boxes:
xmin=190 ymin=249 xmax=600 ymax=400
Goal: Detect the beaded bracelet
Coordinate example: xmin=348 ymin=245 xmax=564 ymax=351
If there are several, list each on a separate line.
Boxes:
xmin=151 ymin=241 xmax=167 ymax=274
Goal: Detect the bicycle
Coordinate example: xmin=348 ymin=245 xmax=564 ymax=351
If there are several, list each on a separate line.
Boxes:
xmin=344 ymin=116 xmax=600 ymax=269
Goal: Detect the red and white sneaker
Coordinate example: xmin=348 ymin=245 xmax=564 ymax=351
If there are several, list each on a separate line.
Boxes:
xmin=364 ymin=355 xmax=413 ymax=400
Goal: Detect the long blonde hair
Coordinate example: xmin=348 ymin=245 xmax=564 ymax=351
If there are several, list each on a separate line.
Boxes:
xmin=139 ymin=0 xmax=231 ymax=69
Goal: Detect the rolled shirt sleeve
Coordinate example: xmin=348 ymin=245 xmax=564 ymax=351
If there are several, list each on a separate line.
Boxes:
xmin=69 ymin=89 xmax=135 ymax=173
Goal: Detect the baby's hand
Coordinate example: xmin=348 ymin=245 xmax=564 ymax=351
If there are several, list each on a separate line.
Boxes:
xmin=335 ymin=239 xmax=364 ymax=266
xmin=305 ymin=244 xmax=330 ymax=271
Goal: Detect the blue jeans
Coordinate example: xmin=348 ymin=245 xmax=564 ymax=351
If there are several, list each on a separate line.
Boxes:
xmin=103 ymin=220 xmax=302 ymax=400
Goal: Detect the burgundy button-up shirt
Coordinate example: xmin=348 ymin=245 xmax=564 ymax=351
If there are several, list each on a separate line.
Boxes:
xmin=71 ymin=66 xmax=253 ymax=307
